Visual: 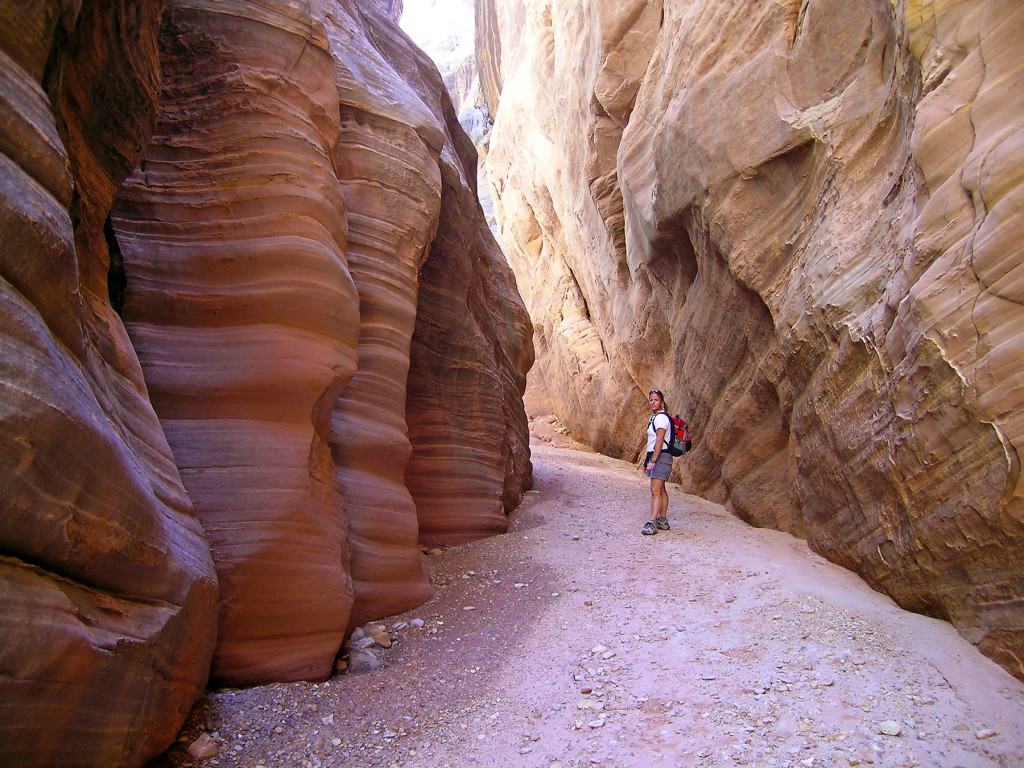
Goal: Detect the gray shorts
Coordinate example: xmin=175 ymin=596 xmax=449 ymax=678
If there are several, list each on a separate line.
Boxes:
xmin=646 ymin=451 xmax=673 ymax=480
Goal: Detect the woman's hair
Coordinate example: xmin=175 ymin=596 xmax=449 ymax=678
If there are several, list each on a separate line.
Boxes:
xmin=649 ymin=389 xmax=668 ymax=412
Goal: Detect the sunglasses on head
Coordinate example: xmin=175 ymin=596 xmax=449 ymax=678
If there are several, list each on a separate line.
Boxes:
xmin=649 ymin=389 xmax=663 ymax=397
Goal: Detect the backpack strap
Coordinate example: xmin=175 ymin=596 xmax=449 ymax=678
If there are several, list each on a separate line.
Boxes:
xmin=649 ymin=412 xmax=672 ymax=450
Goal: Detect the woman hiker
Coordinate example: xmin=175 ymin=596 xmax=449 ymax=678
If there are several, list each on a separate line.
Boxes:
xmin=641 ymin=389 xmax=672 ymax=535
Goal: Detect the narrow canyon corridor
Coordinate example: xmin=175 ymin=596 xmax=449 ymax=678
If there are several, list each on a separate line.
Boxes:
xmin=155 ymin=443 xmax=1024 ymax=768
xmin=4 ymin=2 xmax=1024 ymax=765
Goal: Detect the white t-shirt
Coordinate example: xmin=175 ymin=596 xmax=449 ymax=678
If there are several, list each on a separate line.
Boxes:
xmin=646 ymin=412 xmax=671 ymax=452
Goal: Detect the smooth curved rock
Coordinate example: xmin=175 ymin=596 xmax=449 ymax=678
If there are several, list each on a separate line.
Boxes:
xmin=112 ymin=0 xmax=364 ymax=685
xmin=0 ymin=1 xmax=218 ymax=765
xmin=2 ymin=0 xmax=533 ymax=757
xmin=110 ymin=0 xmax=533 ymax=676
xmin=483 ymin=0 xmax=1024 ymax=678
xmin=405 ymin=111 xmax=534 ymax=546
xmin=376 ymin=1 xmax=535 ymax=544
xmin=324 ymin=0 xmax=441 ymax=631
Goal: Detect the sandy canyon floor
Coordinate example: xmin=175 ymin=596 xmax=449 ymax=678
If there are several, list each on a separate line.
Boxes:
xmin=153 ymin=442 xmax=1024 ymax=768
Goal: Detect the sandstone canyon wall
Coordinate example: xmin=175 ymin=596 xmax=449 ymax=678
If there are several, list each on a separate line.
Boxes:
xmin=1 ymin=0 xmax=532 ymax=765
xmin=0 ymin=1 xmax=218 ymax=765
xmin=481 ymin=0 xmax=1024 ymax=678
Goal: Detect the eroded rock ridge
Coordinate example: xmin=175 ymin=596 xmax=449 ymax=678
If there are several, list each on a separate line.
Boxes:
xmin=0 ymin=0 xmax=531 ymax=764
xmin=480 ymin=0 xmax=1024 ymax=679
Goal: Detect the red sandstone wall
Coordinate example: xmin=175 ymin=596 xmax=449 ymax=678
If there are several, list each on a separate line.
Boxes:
xmin=0 ymin=1 xmax=218 ymax=765
xmin=0 ymin=0 xmax=533 ymax=763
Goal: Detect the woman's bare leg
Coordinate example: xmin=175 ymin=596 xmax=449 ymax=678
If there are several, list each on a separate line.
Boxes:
xmin=650 ymin=478 xmax=667 ymax=521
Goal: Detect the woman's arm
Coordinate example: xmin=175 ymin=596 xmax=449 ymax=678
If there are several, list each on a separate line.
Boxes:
xmin=648 ymin=427 xmax=667 ymax=465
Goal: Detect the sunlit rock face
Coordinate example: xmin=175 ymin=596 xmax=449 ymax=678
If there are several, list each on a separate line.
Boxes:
xmin=0 ymin=1 xmax=218 ymax=765
xmin=482 ymin=0 xmax=1024 ymax=678
xmin=111 ymin=0 xmax=533 ymax=681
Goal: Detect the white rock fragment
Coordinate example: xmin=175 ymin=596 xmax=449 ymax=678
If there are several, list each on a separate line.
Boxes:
xmin=878 ymin=720 xmax=902 ymax=736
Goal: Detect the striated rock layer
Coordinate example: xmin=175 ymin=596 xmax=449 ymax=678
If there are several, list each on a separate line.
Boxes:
xmin=111 ymin=0 xmax=362 ymax=685
xmin=111 ymin=0 xmax=533 ymax=684
xmin=2 ymin=0 xmax=531 ymax=762
xmin=482 ymin=0 xmax=1024 ymax=678
xmin=0 ymin=1 xmax=218 ymax=766
xmin=109 ymin=0 xmax=532 ymax=684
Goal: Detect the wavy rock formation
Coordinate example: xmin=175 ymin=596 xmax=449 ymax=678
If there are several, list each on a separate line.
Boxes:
xmin=482 ymin=0 xmax=1024 ymax=678
xmin=111 ymin=0 xmax=362 ymax=686
xmin=111 ymin=0 xmax=532 ymax=680
xmin=0 ymin=2 xmax=218 ymax=766
xmin=2 ymin=0 xmax=531 ymax=762
xmin=324 ymin=0 xmax=445 ymax=631
xmin=406 ymin=132 xmax=535 ymax=546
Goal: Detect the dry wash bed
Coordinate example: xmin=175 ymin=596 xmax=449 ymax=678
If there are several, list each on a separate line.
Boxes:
xmin=153 ymin=443 xmax=1024 ymax=768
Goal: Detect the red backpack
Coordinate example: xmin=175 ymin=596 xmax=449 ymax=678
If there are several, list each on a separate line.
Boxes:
xmin=665 ymin=414 xmax=691 ymax=456
xmin=651 ymin=413 xmax=692 ymax=456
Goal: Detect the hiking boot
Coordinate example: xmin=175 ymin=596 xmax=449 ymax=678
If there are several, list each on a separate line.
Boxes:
xmin=642 ymin=521 xmax=657 ymax=535
xmin=655 ymin=516 xmax=670 ymax=530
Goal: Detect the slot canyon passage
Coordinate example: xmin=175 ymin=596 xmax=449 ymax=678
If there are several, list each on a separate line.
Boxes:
xmin=2 ymin=1 xmax=1024 ymax=768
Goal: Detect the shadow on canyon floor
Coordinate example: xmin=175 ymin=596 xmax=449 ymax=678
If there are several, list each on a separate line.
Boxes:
xmin=152 ymin=443 xmax=1024 ymax=768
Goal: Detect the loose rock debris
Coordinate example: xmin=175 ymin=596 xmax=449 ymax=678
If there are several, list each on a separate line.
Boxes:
xmin=155 ymin=444 xmax=1024 ymax=768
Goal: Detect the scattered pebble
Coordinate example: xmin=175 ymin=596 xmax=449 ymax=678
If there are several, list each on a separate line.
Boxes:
xmin=186 ymin=734 xmax=217 ymax=760
xmin=879 ymin=720 xmax=903 ymax=737
xmin=154 ymin=448 xmax=1024 ymax=768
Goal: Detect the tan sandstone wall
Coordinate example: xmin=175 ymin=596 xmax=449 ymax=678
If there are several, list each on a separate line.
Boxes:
xmin=1 ymin=0 xmax=532 ymax=763
xmin=482 ymin=0 xmax=1024 ymax=678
